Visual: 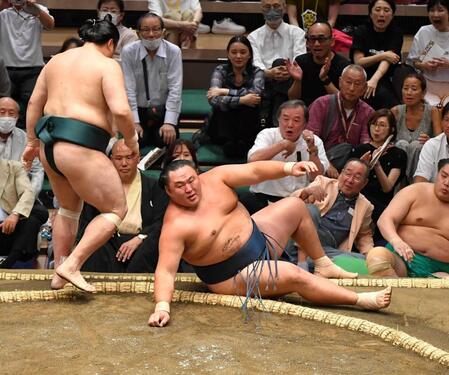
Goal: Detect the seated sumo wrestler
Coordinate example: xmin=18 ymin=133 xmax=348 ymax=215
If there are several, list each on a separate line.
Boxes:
xmin=367 ymin=158 xmax=449 ymax=278
xmin=81 ymin=139 xmax=168 ymax=273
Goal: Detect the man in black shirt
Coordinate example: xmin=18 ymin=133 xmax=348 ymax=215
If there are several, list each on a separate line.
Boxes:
xmin=287 ymin=21 xmax=349 ymax=106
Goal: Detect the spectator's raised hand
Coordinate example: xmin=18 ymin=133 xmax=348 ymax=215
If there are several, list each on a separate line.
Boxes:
xmin=418 ymin=132 xmax=430 ymax=144
xmin=286 ymin=59 xmax=303 ymax=81
xmin=319 ymin=57 xmax=331 ymax=81
xmin=281 ymin=139 xmax=296 ymax=158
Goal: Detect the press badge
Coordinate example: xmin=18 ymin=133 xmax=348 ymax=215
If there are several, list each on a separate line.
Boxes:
xmin=348 ymin=207 xmax=354 ymax=216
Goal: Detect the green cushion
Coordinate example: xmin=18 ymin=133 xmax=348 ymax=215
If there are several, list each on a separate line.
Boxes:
xmin=333 ymin=255 xmax=369 ymax=275
xmin=197 ymin=144 xmax=246 ymax=165
xmin=181 ymin=89 xmax=211 ymax=117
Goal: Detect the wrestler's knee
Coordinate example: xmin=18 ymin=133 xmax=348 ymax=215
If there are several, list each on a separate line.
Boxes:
xmin=58 ymin=206 xmax=82 ymax=221
xmin=283 ymin=196 xmax=308 ymax=212
xmin=366 ymin=246 xmax=395 ymax=275
xmin=101 ymin=205 xmax=127 ymax=230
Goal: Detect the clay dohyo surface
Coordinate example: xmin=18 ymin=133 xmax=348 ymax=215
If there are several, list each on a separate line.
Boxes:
xmin=0 ymin=279 xmax=448 ymax=374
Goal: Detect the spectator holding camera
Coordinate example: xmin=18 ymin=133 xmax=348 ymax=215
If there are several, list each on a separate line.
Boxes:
xmin=0 ymin=0 xmax=54 ymax=128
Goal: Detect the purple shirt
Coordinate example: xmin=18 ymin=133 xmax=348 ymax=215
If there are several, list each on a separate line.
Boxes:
xmin=306 ymin=94 xmax=373 ymax=150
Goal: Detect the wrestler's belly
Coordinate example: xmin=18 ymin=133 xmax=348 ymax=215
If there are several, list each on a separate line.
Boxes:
xmin=398 ymin=225 xmax=449 ymax=263
xmin=183 ymin=211 xmax=254 ymax=266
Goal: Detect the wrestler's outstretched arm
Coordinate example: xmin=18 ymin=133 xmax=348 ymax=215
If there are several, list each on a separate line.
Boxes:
xmin=102 ymin=60 xmax=139 ymax=155
xmin=22 ymin=67 xmax=48 ymax=170
xmin=148 ymin=219 xmax=185 ymax=327
xmin=214 ymin=160 xmax=318 ymax=189
xmin=378 ymin=185 xmax=417 ymax=262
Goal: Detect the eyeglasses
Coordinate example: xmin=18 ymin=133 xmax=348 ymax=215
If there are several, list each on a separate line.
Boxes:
xmin=305 ymin=35 xmax=332 ymax=43
xmin=342 ymin=170 xmax=365 ymax=183
xmin=370 ymin=123 xmax=389 ymax=129
xmin=139 ymin=27 xmax=162 ymax=34
xmin=262 ymin=4 xmax=282 ymax=11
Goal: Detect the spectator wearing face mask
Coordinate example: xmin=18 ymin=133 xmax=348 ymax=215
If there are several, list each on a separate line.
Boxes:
xmin=97 ymin=0 xmax=138 ymax=61
xmin=248 ymin=0 xmax=306 ymax=127
xmin=121 ymin=12 xmax=182 ymax=148
xmin=0 ymin=0 xmax=54 ymax=128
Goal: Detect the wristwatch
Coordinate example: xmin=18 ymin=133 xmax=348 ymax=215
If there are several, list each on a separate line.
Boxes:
xmin=137 ymin=234 xmax=148 ymax=241
xmin=321 ymin=77 xmax=332 ymax=86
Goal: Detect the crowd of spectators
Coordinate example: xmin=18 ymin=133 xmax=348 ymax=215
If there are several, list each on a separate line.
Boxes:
xmin=0 ymin=0 xmax=448 ymax=279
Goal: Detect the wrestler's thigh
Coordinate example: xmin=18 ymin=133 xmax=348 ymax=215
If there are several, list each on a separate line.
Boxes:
xmin=252 ymin=197 xmax=306 ymax=253
xmin=51 ymin=142 xmax=125 ymax=212
xmin=40 ymin=145 xmax=81 ymax=211
xmin=209 ymin=260 xmax=309 ymax=298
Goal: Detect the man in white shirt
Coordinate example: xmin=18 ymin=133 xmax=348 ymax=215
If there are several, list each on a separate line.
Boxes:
xmin=0 ymin=0 xmax=54 ymax=128
xmin=121 ymin=12 xmax=182 ymax=148
xmin=248 ymin=0 xmax=306 ymax=127
xmin=414 ymin=103 xmax=449 ymax=182
xmin=241 ymin=99 xmax=328 ymax=213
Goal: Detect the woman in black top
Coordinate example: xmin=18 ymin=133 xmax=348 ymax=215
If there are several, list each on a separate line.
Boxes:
xmin=350 ymin=0 xmax=403 ymax=109
xmin=351 ymin=109 xmax=407 ymax=241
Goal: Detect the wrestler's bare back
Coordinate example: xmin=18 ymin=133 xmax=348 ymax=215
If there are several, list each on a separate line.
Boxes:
xmin=161 ymin=171 xmax=255 ymax=266
xmin=40 ymin=46 xmax=123 ymax=134
xmin=396 ymin=183 xmax=449 ymax=262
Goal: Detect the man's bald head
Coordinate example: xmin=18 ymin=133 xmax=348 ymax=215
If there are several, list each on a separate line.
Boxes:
xmin=110 ymin=138 xmax=139 ymax=184
xmin=0 ymin=97 xmax=20 ymax=116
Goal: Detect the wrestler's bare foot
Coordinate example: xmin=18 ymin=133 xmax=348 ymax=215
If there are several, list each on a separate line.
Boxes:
xmin=432 ymin=272 xmax=449 ymax=279
xmin=56 ymin=264 xmax=96 ymax=293
xmin=314 ymin=256 xmax=358 ymax=279
xmin=50 ymin=273 xmax=67 ymax=290
xmin=356 ymin=286 xmax=392 ymax=310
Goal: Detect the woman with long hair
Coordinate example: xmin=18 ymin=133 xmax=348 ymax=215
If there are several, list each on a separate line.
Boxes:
xmin=206 ymin=35 xmax=264 ymax=158
xmin=391 ymin=73 xmax=442 ymax=183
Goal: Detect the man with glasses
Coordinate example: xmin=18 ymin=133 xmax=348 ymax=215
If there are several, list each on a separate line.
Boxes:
xmin=248 ymin=0 xmax=306 ymax=127
xmin=121 ymin=12 xmax=182 ymax=148
xmin=291 ymin=158 xmax=374 ymax=266
xmin=287 ymin=21 xmax=349 ymax=106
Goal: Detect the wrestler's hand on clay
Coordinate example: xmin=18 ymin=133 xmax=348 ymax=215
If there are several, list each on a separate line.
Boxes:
xmin=291 ymin=161 xmax=318 ymax=176
xmin=160 ymin=124 xmax=176 ymax=145
xmin=116 ymin=237 xmax=141 ymax=262
xmin=148 ymin=311 xmax=170 ymax=327
xmin=391 ymin=238 xmax=415 ymax=263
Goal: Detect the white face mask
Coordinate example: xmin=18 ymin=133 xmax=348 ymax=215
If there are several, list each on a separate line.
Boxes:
xmin=99 ymin=11 xmax=119 ymax=26
xmin=141 ymin=37 xmax=162 ymax=51
xmin=0 ymin=117 xmax=17 ymax=134
xmin=10 ymin=0 xmax=26 ymax=6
